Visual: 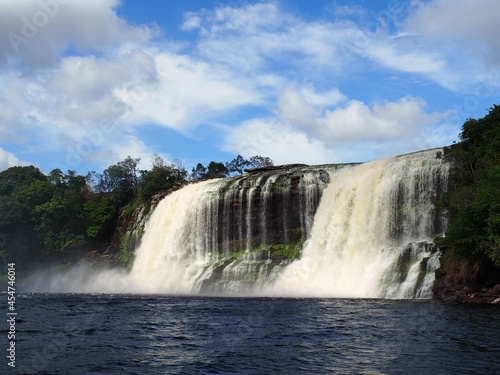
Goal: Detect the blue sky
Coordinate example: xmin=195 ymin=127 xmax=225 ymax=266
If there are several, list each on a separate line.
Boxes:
xmin=1 ymin=0 xmax=500 ymax=174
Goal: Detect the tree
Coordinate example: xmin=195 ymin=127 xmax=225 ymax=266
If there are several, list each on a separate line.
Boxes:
xmin=248 ymin=155 xmax=274 ymax=169
xmin=32 ymin=192 xmax=86 ymax=253
xmin=206 ymin=161 xmax=228 ymax=179
xmin=84 ymin=196 xmax=117 ymax=240
xmin=0 ymin=165 xmax=47 ymax=196
xmin=48 ymin=168 xmax=64 ymax=186
xmin=94 ymin=156 xmax=141 ymax=199
xmin=0 ymin=165 xmax=92 ymax=272
xmin=64 ymin=170 xmax=87 ymax=192
xmin=226 ymin=155 xmax=250 ymax=175
xmin=191 ymin=161 xmax=229 ymax=180
xmin=140 ymin=155 xmax=188 ymax=200
xmin=436 ymin=105 xmax=500 ymax=267
xmin=0 ymin=194 xmax=39 ymax=270
xmin=191 ymin=163 xmax=207 ymax=180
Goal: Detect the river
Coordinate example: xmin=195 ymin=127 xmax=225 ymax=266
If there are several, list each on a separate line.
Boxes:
xmin=12 ymin=294 xmax=500 ymax=374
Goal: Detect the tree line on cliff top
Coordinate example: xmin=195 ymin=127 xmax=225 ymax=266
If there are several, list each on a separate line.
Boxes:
xmin=0 ymin=154 xmax=273 ymax=273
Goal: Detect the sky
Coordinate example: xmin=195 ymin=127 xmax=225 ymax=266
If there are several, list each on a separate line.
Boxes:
xmin=1 ymin=0 xmax=500 ymax=174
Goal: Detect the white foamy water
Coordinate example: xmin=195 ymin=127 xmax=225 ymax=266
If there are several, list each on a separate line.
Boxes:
xmin=267 ymin=151 xmax=448 ymax=298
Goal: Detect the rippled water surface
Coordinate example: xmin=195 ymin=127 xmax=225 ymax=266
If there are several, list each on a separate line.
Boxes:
xmin=11 ymin=294 xmax=500 ymax=374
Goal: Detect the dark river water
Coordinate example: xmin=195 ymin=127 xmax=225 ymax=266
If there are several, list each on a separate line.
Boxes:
xmin=6 ymin=294 xmax=500 ymax=374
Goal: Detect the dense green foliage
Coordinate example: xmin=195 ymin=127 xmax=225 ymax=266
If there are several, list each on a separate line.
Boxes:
xmin=0 ymin=166 xmax=88 ymax=271
xmin=436 ymin=105 xmax=500 ymax=267
xmin=0 ymin=154 xmax=273 ymax=273
xmin=140 ymin=155 xmax=188 ymax=201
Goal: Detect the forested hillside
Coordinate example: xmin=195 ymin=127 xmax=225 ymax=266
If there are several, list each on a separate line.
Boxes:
xmin=433 ymin=105 xmax=500 ymax=299
xmin=436 ymin=105 xmax=500 ymax=267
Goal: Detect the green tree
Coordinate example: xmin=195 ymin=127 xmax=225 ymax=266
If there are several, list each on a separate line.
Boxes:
xmin=140 ymin=155 xmax=187 ymax=200
xmin=437 ymin=105 xmax=500 ymax=266
xmin=226 ymin=155 xmax=250 ymax=175
xmin=32 ymin=192 xmax=86 ymax=253
xmin=84 ymin=196 xmax=117 ymax=240
xmin=93 ymin=156 xmax=141 ymax=201
xmin=206 ymin=161 xmax=229 ymax=179
xmin=190 ymin=161 xmax=229 ymax=180
xmin=0 ymin=195 xmax=39 ymax=270
xmin=248 ymin=155 xmax=274 ymax=169
xmin=0 ymin=165 xmax=47 ymax=196
xmin=0 ymin=166 xmax=90 ymax=271
xmin=191 ymin=163 xmax=207 ymax=180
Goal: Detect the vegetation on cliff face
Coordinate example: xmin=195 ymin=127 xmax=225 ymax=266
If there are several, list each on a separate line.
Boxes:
xmin=436 ymin=105 xmax=500 ymax=269
xmin=0 ymin=154 xmax=273 ymax=274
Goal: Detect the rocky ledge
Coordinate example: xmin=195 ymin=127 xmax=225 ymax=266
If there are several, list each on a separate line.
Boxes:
xmin=432 ymin=247 xmax=500 ymax=304
xmin=433 ymin=282 xmax=500 ymax=304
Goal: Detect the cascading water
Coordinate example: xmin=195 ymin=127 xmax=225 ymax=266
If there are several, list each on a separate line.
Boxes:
xmin=268 ymin=150 xmax=448 ymax=298
xmin=129 ymin=149 xmax=449 ymax=298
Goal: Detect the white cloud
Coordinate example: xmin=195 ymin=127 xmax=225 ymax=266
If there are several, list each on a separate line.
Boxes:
xmin=180 ymin=1 xmax=499 ymax=94
xmin=0 ymin=0 xmax=157 ymax=70
xmin=389 ymin=0 xmax=500 ymax=91
xmin=0 ymin=44 xmax=263 ymax=160
xmin=0 ymin=0 xmax=492 ymax=172
xmin=278 ymin=87 xmax=445 ymax=146
xmin=406 ymin=0 xmax=500 ymax=65
xmin=223 ymin=111 xmax=457 ymax=165
xmin=182 ymin=2 xmax=365 ymax=75
xmin=126 ymin=51 xmax=263 ymax=131
xmin=364 ymin=41 xmax=445 ymax=75
xmin=0 ymin=147 xmax=30 ymax=171
xmin=223 ymin=90 xmax=457 ymax=165
xmin=92 ymin=134 xmax=168 ymax=171
xmin=222 ymin=118 xmax=337 ymax=165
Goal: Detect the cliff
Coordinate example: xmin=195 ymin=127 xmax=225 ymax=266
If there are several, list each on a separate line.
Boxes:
xmin=433 ymin=248 xmax=500 ymax=304
xmin=99 ymin=151 xmax=500 ymax=301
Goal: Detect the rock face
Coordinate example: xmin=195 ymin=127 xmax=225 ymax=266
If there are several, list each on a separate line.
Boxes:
xmin=432 ymin=248 xmax=500 ymax=304
xmin=212 ymin=165 xmax=330 ymax=253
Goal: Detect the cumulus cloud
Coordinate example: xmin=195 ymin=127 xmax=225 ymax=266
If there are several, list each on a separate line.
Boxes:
xmin=0 ymin=42 xmax=263 ymax=171
xmin=223 ymin=109 xmax=457 ymax=165
xmin=85 ymin=134 xmax=171 ymax=171
xmin=222 ymin=118 xmax=337 ymax=165
xmin=223 ymin=88 xmax=457 ymax=165
xmin=0 ymin=147 xmax=30 ymax=171
xmin=406 ymin=0 xmax=500 ymax=66
xmin=126 ymin=51 xmax=262 ymax=131
xmin=0 ymin=0 xmax=157 ymax=71
xmin=279 ymin=87 xmax=446 ymax=146
xmin=391 ymin=0 xmax=500 ymax=91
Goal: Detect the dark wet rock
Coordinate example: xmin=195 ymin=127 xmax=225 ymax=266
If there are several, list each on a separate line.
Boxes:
xmin=433 ymin=248 xmax=500 ymax=304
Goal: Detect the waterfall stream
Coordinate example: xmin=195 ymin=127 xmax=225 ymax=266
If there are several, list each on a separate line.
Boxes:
xmin=129 ymin=149 xmax=449 ymax=298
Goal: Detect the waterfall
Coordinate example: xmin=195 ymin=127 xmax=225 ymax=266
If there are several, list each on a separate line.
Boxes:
xmin=129 ymin=149 xmax=448 ymax=298
xmin=268 ymin=150 xmax=448 ymax=298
